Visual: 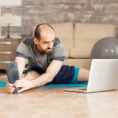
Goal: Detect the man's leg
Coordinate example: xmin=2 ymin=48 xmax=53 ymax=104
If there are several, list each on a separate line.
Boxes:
xmin=6 ymin=61 xmax=20 ymax=93
xmin=6 ymin=61 xmax=39 ymax=81
xmin=6 ymin=61 xmax=40 ymax=93
xmin=78 ymin=68 xmax=90 ymax=81
xmin=23 ymin=71 xmax=39 ymax=80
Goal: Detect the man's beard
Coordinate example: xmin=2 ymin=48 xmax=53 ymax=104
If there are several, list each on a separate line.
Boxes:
xmin=44 ymin=48 xmax=53 ymax=54
xmin=36 ymin=44 xmax=53 ymax=55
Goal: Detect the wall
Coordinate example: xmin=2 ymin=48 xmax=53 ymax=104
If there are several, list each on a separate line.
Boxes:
xmin=1 ymin=0 xmax=118 ymax=38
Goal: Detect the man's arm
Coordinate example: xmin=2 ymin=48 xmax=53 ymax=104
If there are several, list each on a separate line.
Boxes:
xmin=31 ymin=60 xmax=63 ymax=87
xmin=15 ymin=57 xmax=27 ymax=78
xmin=15 ymin=60 xmax=63 ymax=93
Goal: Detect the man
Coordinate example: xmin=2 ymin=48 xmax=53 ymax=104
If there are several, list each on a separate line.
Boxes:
xmin=6 ymin=23 xmax=89 ymax=94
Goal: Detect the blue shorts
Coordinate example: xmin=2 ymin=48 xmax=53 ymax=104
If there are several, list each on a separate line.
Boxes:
xmin=26 ymin=65 xmax=80 ymax=84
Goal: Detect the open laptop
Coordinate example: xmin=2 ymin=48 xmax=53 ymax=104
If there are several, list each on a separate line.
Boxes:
xmin=64 ymin=59 xmax=118 ymax=93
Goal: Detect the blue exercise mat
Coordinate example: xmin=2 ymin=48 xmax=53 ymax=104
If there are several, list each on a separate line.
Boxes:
xmin=0 ymin=81 xmax=88 ymax=88
xmin=0 ymin=81 xmax=7 ymax=87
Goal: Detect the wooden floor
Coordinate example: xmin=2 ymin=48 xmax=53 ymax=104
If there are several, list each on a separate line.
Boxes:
xmin=0 ymin=86 xmax=118 ymax=118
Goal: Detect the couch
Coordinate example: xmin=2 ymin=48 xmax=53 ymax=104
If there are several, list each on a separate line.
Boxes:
xmin=51 ymin=22 xmax=116 ymax=70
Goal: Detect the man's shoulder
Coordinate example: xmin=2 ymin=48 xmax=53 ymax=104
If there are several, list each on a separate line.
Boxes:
xmin=16 ymin=37 xmax=34 ymax=53
xmin=23 ymin=37 xmax=34 ymax=47
xmin=54 ymin=37 xmax=61 ymax=47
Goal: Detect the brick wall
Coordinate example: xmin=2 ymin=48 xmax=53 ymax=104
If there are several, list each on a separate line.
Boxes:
xmin=1 ymin=0 xmax=118 ymax=38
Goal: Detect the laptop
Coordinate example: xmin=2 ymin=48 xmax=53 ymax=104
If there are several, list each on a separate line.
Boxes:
xmin=64 ymin=59 xmax=118 ymax=93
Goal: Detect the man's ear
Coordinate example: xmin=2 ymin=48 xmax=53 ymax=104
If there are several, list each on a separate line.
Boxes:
xmin=34 ymin=38 xmax=39 ymax=45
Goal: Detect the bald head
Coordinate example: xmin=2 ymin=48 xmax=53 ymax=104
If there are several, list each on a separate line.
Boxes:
xmin=34 ymin=23 xmax=55 ymax=40
xmin=33 ymin=24 xmax=55 ymax=55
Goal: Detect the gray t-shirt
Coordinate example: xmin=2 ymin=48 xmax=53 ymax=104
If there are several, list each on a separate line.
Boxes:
xmin=16 ymin=37 xmax=66 ymax=73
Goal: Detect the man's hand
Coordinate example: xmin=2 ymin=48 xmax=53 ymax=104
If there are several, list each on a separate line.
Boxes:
xmin=6 ymin=79 xmax=33 ymax=94
xmin=6 ymin=83 xmax=15 ymax=94
xmin=14 ymin=79 xmax=34 ymax=93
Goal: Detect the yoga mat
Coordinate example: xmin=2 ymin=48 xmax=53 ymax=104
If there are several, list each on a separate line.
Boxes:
xmin=0 ymin=81 xmax=88 ymax=88
xmin=0 ymin=81 xmax=7 ymax=87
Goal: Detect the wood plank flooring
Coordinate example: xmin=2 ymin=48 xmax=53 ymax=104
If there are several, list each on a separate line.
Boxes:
xmin=0 ymin=86 xmax=118 ymax=118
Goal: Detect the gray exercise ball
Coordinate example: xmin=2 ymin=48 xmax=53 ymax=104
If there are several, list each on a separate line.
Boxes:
xmin=91 ymin=37 xmax=118 ymax=59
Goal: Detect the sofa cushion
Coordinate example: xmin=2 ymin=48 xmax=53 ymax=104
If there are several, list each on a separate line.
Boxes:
xmin=73 ymin=23 xmax=116 ymax=58
xmin=64 ymin=59 xmax=91 ymax=69
xmin=65 ymin=48 xmax=69 ymax=58
xmin=51 ymin=22 xmax=73 ymax=58
xmin=70 ymin=47 xmax=91 ymax=58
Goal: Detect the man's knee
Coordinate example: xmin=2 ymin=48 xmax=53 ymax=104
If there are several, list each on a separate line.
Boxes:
xmin=25 ymin=71 xmax=39 ymax=80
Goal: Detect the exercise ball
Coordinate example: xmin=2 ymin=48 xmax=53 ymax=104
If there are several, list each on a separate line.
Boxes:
xmin=91 ymin=37 xmax=118 ymax=59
